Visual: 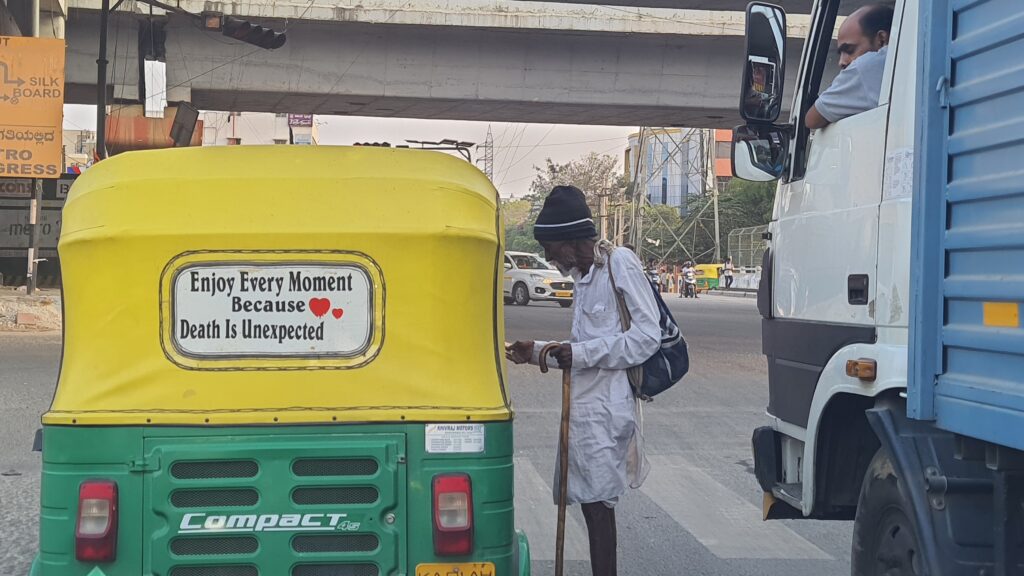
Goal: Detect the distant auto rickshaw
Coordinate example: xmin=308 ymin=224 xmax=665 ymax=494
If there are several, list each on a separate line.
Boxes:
xmin=31 ymin=146 xmax=529 ymax=576
xmin=694 ymin=264 xmax=722 ymax=292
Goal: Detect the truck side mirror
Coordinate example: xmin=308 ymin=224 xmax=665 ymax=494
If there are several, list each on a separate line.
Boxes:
xmin=732 ymin=124 xmax=788 ymax=181
xmin=740 ymin=2 xmax=787 ymax=123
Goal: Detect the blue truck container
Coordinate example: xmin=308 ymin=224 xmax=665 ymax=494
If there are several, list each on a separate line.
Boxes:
xmin=903 ymin=1 xmax=1024 ymax=574
xmin=909 ymin=0 xmax=1024 ymax=454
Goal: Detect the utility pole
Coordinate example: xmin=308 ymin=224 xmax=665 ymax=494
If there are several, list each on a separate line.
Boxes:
xmin=707 ymin=129 xmax=721 ymax=262
xmin=96 ymin=0 xmax=110 ymax=159
xmin=27 ymin=0 xmax=42 ymax=294
xmin=630 ymin=127 xmax=648 ymax=251
xmin=598 ymin=189 xmax=610 ymax=240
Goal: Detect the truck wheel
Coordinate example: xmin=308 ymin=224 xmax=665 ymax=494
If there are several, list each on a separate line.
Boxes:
xmin=513 ymin=283 xmax=530 ymax=306
xmin=851 ymin=448 xmax=923 ymax=576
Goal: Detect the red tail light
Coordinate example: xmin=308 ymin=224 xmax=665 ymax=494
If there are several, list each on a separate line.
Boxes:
xmin=76 ymin=480 xmax=118 ymax=562
xmin=432 ymin=474 xmax=473 ymax=556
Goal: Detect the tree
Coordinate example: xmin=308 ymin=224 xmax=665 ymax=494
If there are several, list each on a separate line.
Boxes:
xmin=528 ymin=153 xmax=627 ymax=204
xmin=502 ymin=198 xmax=533 ymax=228
xmin=632 ymin=179 xmax=777 ymax=265
xmin=719 ymin=179 xmax=775 ymax=228
xmin=502 ymin=152 xmax=627 ymax=253
xmin=501 ymin=198 xmax=542 ymax=253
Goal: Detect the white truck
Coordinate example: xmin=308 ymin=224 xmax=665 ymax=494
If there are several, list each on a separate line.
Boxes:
xmin=733 ymin=1 xmax=1024 ymax=574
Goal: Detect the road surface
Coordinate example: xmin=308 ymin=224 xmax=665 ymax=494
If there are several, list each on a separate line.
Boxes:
xmin=0 ymin=295 xmax=852 ymax=575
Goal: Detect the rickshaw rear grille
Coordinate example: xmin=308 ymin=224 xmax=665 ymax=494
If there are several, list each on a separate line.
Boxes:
xmin=291 ymin=534 xmax=380 ymax=553
xmin=291 ymin=564 xmax=378 ymax=576
xmin=171 ymin=536 xmax=259 ymax=556
xmin=169 ymin=566 xmax=258 ymax=576
xmin=292 ymin=458 xmax=378 ymax=477
xmin=171 ymin=460 xmax=259 ymax=480
xmin=171 ymin=488 xmax=259 ymax=508
xmin=291 ymin=486 xmax=378 ymax=505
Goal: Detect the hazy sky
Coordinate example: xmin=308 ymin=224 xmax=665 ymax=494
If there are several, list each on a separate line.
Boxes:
xmin=64 ymin=105 xmax=635 ymax=198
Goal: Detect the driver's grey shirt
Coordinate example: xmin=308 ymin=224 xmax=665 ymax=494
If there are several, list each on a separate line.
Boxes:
xmin=815 ymin=46 xmax=888 ymax=123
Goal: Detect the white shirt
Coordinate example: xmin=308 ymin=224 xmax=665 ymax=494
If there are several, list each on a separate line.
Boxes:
xmin=532 ymin=247 xmax=660 ymax=505
xmin=814 ymin=46 xmax=888 ymax=123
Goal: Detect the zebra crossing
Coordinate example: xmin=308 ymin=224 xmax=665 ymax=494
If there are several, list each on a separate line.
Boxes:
xmin=513 ymin=454 xmax=831 ymax=562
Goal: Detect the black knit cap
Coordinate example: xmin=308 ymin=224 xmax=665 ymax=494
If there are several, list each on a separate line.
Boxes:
xmin=533 ymin=185 xmax=597 ymax=242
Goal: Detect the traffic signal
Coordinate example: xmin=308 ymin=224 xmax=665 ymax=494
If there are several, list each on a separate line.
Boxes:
xmin=220 ymin=16 xmax=286 ymax=50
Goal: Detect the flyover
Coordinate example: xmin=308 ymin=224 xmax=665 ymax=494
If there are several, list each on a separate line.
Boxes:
xmin=64 ymin=0 xmax=811 ymax=127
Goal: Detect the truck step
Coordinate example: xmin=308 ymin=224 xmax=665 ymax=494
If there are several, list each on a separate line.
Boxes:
xmin=771 ymin=483 xmax=803 ymax=509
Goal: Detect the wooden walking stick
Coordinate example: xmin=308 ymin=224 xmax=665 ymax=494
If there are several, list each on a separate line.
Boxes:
xmin=539 ymin=342 xmax=571 ymax=576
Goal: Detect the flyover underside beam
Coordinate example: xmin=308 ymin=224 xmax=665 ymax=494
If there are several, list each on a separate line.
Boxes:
xmin=65 ymin=13 xmax=801 ymax=127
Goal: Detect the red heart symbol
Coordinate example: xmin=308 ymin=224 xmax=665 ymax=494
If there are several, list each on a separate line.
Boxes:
xmin=332 ymin=308 xmax=344 ymax=319
xmin=309 ymin=298 xmax=331 ymax=318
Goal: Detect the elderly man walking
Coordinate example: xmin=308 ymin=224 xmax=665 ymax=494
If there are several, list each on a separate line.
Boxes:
xmin=508 ymin=185 xmax=660 ymax=576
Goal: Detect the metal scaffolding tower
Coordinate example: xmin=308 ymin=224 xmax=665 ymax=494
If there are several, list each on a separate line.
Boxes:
xmin=479 ymin=126 xmax=495 ymax=181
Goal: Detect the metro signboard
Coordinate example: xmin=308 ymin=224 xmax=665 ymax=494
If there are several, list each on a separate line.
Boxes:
xmin=0 ymin=174 xmax=76 ymax=257
xmin=0 ymin=37 xmax=66 ymax=179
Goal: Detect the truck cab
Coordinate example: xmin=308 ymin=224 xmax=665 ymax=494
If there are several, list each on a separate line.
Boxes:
xmin=737 ymin=0 xmax=919 ymax=521
xmin=734 ymin=1 xmax=1024 ymax=574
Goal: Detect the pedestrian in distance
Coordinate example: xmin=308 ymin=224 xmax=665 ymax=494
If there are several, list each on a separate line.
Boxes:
xmin=723 ymin=256 xmax=735 ymax=290
xmin=507 ymin=185 xmax=660 ymax=576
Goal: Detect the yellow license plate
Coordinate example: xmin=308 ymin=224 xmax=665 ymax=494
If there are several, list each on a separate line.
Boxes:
xmin=554 ymin=291 xmax=572 ymax=298
xmin=416 ymin=563 xmax=496 ymax=576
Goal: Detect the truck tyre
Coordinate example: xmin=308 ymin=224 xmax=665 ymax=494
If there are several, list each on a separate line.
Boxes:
xmin=513 ymin=283 xmax=530 ymax=306
xmin=852 ymin=448 xmax=923 ymax=576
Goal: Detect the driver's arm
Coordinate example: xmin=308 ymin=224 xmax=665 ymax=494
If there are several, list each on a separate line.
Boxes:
xmin=805 ymin=105 xmax=830 ymax=130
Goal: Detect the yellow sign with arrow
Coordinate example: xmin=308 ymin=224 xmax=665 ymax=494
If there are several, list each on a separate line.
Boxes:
xmin=0 ymin=36 xmax=65 ymax=179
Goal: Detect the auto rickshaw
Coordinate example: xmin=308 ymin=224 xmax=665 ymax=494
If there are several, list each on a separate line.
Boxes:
xmin=694 ymin=264 xmax=721 ymax=292
xmin=31 ymin=146 xmax=529 ymax=576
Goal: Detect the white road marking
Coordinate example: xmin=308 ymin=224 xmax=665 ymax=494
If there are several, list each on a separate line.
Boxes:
xmin=514 ymin=457 xmax=589 ymax=561
xmin=641 ymin=455 xmax=832 ymax=560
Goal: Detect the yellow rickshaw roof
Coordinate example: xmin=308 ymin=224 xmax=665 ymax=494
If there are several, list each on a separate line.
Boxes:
xmin=47 ymin=146 xmax=511 ymax=426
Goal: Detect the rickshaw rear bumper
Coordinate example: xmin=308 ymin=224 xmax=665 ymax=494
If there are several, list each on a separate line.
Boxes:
xmin=514 ymin=529 xmax=531 ymax=576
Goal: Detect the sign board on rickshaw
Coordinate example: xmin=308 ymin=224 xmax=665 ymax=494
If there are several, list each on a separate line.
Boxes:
xmin=0 ymin=37 xmax=66 ymax=179
xmin=161 ymin=251 xmax=385 ymax=370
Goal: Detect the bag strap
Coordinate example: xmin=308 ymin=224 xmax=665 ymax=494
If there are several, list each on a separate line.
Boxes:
xmin=602 ymin=245 xmax=644 ymax=396
xmin=604 ymin=246 xmax=632 ymax=333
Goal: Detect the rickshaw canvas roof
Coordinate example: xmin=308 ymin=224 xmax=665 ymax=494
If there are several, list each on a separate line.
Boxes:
xmin=46 ymin=146 xmax=511 ymax=426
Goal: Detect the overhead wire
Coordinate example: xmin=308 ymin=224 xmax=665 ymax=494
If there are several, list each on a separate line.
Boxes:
xmin=497 ymin=124 xmax=556 ymax=188
xmin=493 ymin=124 xmax=528 ymax=184
xmin=493 ymin=135 xmax=626 ymax=149
xmin=498 ymin=139 xmax=626 ymax=188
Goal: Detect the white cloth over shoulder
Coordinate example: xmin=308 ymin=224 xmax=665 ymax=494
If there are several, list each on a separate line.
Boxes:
xmin=814 ymin=46 xmax=888 ymax=123
xmin=532 ymin=247 xmax=660 ymax=506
